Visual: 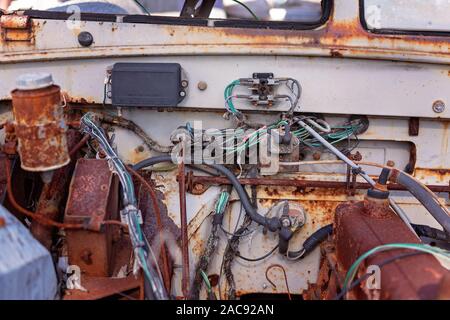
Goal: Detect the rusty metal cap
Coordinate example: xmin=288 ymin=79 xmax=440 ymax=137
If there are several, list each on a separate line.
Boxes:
xmin=16 ymin=73 xmax=54 ymax=90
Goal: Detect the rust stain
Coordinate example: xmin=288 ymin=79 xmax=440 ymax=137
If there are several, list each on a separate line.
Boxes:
xmin=415 ymin=168 xmax=450 ymax=183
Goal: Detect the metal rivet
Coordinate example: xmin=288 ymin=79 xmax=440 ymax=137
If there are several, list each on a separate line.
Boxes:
xmin=432 ymin=100 xmax=445 ymax=113
xmin=78 ymin=31 xmax=94 ymax=47
xmin=180 ymin=91 xmax=186 ymax=97
xmin=136 ymin=145 xmax=145 ymax=153
xmin=197 ymin=81 xmax=208 ymax=91
xmin=181 ymin=80 xmax=189 ymax=88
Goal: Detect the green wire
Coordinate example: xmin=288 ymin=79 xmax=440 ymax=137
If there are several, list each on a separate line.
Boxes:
xmin=224 ymin=80 xmax=240 ymax=114
xmin=231 ymin=0 xmax=259 ymax=20
xmin=343 ymin=243 xmax=450 ymax=294
xmin=215 ymin=192 xmax=230 ymax=214
xmin=200 ymin=270 xmax=212 ymax=292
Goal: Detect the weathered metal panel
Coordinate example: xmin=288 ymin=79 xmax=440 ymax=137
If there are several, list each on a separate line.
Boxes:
xmin=1 ymin=56 xmax=449 ymax=119
xmin=0 ymin=204 xmax=57 ymax=300
xmin=64 ymin=159 xmax=120 ymax=277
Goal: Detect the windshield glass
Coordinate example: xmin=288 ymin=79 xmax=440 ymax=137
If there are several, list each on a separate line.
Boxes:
xmin=363 ymin=0 xmax=450 ymax=33
xmin=2 ymin=0 xmax=325 ymax=23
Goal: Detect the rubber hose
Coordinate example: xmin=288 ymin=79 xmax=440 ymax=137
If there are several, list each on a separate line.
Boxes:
xmin=131 ymin=156 xmax=276 ymax=230
xmin=395 ymin=171 xmax=450 ymax=234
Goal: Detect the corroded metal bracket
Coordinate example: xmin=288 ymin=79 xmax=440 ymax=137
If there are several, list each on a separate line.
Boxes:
xmin=0 ymin=14 xmax=32 ymax=42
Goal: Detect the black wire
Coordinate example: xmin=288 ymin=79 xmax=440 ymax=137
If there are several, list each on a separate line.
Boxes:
xmin=132 ymin=155 xmax=272 ymax=229
xmin=236 ymin=245 xmax=279 ymax=262
xmin=333 ymin=251 xmax=425 ymax=300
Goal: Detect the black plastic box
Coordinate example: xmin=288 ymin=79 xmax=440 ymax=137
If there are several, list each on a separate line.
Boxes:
xmin=111 ymin=63 xmax=184 ymax=107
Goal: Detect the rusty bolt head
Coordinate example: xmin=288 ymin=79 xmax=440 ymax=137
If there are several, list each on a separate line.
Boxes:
xmin=312 ymin=152 xmax=321 ymax=161
xmin=194 ymin=183 xmax=205 ymax=192
xmin=0 ymin=217 xmax=6 ymax=228
xmin=351 ymin=151 xmax=363 ymax=162
xmin=386 ymin=160 xmax=395 ymax=167
xmin=81 ymin=249 xmax=93 ymax=265
xmin=432 ymin=100 xmax=446 ymax=113
xmin=136 ymin=145 xmax=145 ymax=153
xmin=197 ymin=81 xmax=208 ymax=91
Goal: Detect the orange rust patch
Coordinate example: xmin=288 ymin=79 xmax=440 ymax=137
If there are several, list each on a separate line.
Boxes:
xmin=415 ymin=168 xmax=450 ymax=183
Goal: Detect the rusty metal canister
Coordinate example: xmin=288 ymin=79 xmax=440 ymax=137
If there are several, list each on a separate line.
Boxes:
xmin=11 ymin=73 xmax=70 ymax=171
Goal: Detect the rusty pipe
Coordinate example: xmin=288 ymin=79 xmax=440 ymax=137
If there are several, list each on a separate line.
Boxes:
xmin=178 ymin=160 xmax=190 ymax=298
xmin=187 ymin=174 xmax=450 ymax=193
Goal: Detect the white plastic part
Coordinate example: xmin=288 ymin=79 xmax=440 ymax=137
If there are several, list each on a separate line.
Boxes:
xmin=0 ymin=205 xmax=58 ymax=300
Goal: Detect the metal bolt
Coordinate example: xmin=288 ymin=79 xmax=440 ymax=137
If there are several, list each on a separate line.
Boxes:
xmin=136 ymin=145 xmax=145 ymax=153
xmin=312 ymin=152 xmax=321 ymax=160
xmin=194 ymin=183 xmax=204 ymax=192
xmin=432 ymin=100 xmax=445 ymax=113
xmin=78 ymin=31 xmax=94 ymax=47
xmin=197 ymin=81 xmax=208 ymax=91
xmin=386 ymin=160 xmax=395 ymax=167
xmin=80 ymin=249 xmax=93 ymax=265
xmin=180 ymin=91 xmax=186 ymax=97
xmin=281 ymin=217 xmax=291 ymax=228
xmin=181 ymin=80 xmax=189 ymax=88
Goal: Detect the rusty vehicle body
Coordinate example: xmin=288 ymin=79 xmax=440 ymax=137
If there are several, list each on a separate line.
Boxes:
xmin=0 ymin=0 xmax=449 ymax=301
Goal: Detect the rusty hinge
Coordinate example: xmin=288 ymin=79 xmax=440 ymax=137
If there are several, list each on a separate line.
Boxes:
xmin=1 ymin=14 xmax=32 ymax=41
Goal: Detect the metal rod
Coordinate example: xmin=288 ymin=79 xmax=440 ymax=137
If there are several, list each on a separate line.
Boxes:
xmin=187 ymin=174 xmax=449 ymax=193
xmin=297 ymin=120 xmax=377 ymax=186
xmin=178 ymin=159 xmax=190 ymax=298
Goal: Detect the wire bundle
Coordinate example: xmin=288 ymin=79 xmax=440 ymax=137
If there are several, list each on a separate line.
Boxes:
xmin=293 ymin=120 xmax=363 ymax=149
xmin=81 ymin=112 xmax=167 ymax=300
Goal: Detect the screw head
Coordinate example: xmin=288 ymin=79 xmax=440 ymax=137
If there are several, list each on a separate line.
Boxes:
xmin=194 ymin=183 xmax=204 ymax=192
xmin=197 ymin=81 xmax=207 ymax=91
xmin=180 ymin=91 xmax=186 ymax=97
xmin=78 ymin=31 xmax=94 ymax=47
xmin=432 ymin=100 xmax=445 ymax=113
xmin=386 ymin=160 xmax=395 ymax=167
xmin=181 ymin=80 xmax=189 ymax=88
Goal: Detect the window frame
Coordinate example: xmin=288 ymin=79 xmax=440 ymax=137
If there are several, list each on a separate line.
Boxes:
xmin=21 ymin=0 xmax=333 ymax=31
xmin=359 ymin=0 xmax=450 ymax=37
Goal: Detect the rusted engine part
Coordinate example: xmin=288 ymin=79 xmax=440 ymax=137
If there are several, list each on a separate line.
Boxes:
xmin=11 ymin=73 xmax=70 ymax=172
xmin=185 ymin=172 xmax=450 ymax=195
xmin=64 ymin=158 xmax=120 ymax=277
xmin=132 ymin=169 xmax=180 ymax=294
xmin=322 ymin=198 xmax=448 ymax=300
xmin=63 ymin=158 xmax=142 ymax=299
xmin=30 ymin=129 xmax=83 ymax=249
